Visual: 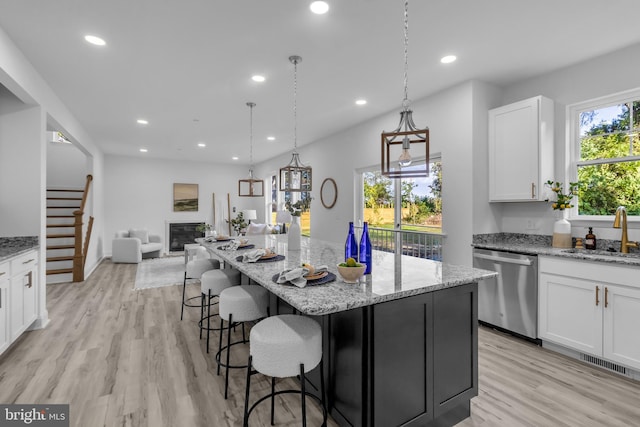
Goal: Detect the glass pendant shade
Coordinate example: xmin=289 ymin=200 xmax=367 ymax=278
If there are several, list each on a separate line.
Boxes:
xmin=238 ymin=169 xmax=264 ymax=197
xmin=279 ymin=153 xmax=312 ymax=192
xmin=381 ymin=110 xmax=429 ymax=178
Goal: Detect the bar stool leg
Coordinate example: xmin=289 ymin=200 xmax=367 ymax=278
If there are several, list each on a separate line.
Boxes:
xmin=271 ymin=377 xmax=276 ymax=425
xmin=199 ymin=293 xmax=205 ymax=339
xmin=180 ymin=273 xmax=187 ymax=320
xmin=206 ymin=290 xmax=212 ymax=353
xmin=217 ymin=318 xmax=224 ymax=376
xmin=224 ymin=313 xmax=233 ymax=399
xmin=320 ymin=361 xmax=327 ymax=427
xmin=300 ymin=363 xmax=307 ymax=427
xmin=243 ymin=355 xmax=252 ymax=427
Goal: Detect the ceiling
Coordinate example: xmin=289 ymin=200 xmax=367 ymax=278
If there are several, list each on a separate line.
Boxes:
xmin=1 ymin=0 xmax=640 ymax=165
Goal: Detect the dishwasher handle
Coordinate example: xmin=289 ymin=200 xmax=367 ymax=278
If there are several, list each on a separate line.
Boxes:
xmin=473 ymin=252 xmax=533 ymax=266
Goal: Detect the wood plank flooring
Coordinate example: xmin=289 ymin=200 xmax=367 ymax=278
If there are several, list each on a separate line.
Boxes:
xmin=1 ymin=259 xmax=639 ymax=426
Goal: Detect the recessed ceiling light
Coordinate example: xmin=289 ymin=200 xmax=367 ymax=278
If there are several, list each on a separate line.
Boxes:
xmin=137 ymin=119 xmax=149 ymax=125
xmin=355 ymin=99 xmax=367 ymax=106
xmin=267 ymin=136 xmax=276 ymax=141
xmin=310 ymin=1 xmax=329 ymax=14
xmin=84 ymin=35 xmax=106 ymax=46
xmin=252 ymin=75 xmax=266 ymax=82
xmin=440 ymin=55 xmax=457 ymax=64
xmin=232 ymin=156 xmax=239 ymax=160
xmin=139 ymin=148 xmax=148 ymax=153
xmin=197 ymin=143 xmax=206 ymax=148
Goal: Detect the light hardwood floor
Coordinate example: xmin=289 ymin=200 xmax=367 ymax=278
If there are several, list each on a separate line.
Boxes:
xmin=1 ymin=259 xmax=639 ymax=427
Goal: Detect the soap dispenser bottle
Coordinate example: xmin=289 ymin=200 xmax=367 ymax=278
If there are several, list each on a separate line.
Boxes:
xmin=585 ymin=227 xmax=597 ymax=250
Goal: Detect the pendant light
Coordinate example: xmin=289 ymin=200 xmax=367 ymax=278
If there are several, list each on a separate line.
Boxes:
xmin=238 ymin=102 xmax=264 ymax=197
xmin=381 ymin=0 xmax=429 ymax=178
xmin=279 ymin=55 xmax=312 ymax=192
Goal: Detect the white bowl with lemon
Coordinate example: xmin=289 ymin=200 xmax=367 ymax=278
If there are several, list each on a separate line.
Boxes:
xmin=336 ymin=258 xmax=366 ymax=283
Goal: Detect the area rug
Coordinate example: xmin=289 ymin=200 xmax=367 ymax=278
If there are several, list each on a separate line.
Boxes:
xmin=134 ymin=256 xmax=184 ymax=290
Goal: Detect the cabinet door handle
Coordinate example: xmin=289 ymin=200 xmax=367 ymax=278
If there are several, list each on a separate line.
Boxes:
xmin=605 ymin=287 xmax=609 ymax=308
xmin=25 ymin=271 xmax=33 ymax=288
xmin=595 ymin=285 xmax=600 ymax=306
xmin=23 ymin=258 xmax=35 ymax=264
xmin=531 ymin=183 xmax=536 ymax=199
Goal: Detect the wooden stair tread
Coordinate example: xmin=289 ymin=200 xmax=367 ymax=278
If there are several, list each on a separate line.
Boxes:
xmin=47 ymin=206 xmax=80 ymax=209
xmin=47 ymin=224 xmax=74 ymax=228
xmin=47 ymin=189 xmax=84 ymax=192
xmin=47 ymin=268 xmax=73 ymax=275
xmin=47 ymin=256 xmax=74 ymax=262
xmin=47 ymin=233 xmax=75 ymax=238
xmin=47 ymin=245 xmax=74 ymax=250
xmin=47 ymin=197 xmax=82 ymax=200
xmin=47 ymin=215 xmax=74 ymax=218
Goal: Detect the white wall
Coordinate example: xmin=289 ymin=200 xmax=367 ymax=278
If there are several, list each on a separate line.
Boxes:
xmin=497 ymin=42 xmax=640 ymax=242
xmin=255 ymin=81 xmax=481 ymax=266
xmin=104 ymin=154 xmax=253 ymax=255
xmin=0 ymin=106 xmax=43 ymax=237
xmin=46 ymin=140 xmax=89 ymax=188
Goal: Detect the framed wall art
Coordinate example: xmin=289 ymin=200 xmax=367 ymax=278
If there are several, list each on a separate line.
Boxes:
xmin=173 ymin=183 xmax=198 ymax=212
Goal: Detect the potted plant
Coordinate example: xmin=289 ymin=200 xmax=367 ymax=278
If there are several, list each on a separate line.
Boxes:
xmin=284 ymin=197 xmax=311 ymax=250
xmin=226 ymin=212 xmax=248 ymax=236
xmin=195 ymin=223 xmax=214 ymax=237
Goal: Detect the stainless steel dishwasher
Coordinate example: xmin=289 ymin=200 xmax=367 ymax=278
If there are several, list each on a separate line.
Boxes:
xmin=472 ymin=248 xmax=538 ymax=340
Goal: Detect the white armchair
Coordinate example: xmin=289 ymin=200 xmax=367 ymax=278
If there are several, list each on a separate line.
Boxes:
xmin=112 ymin=229 xmax=163 ymax=263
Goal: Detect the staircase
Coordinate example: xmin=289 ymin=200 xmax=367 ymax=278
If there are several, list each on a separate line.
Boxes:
xmin=46 ymin=175 xmax=94 ymax=284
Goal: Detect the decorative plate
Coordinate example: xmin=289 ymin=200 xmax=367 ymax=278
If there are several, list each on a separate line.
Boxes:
xmin=271 ymin=272 xmax=336 ymax=286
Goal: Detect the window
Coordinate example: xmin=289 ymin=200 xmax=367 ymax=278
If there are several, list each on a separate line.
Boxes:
xmin=570 ymin=89 xmax=640 ymax=218
xmin=361 ymin=159 xmax=442 ymax=232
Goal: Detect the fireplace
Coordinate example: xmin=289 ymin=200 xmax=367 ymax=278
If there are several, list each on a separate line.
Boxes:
xmin=166 ymin=221 xmax=204 ymax=252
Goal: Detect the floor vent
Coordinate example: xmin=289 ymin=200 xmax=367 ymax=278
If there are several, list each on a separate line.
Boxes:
xmin=581 ymin=353 xmax=627 ymax=375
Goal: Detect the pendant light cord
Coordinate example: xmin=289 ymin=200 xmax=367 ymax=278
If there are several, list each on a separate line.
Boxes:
xmin=249 ymin=103 xmax=254 ymax=168
xmin=402 ymin=0 xmax=410 ymax=112
xmin=293 ymin=58 xmax=298 ymax=153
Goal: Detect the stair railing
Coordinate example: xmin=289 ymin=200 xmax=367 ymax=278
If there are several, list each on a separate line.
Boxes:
xmin=72 ymin=174 xmax=93 ymax=282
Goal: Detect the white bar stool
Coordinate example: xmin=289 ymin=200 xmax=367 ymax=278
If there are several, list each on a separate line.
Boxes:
xmin=199 ymin=268 xmax=241 ymax=353
xmin=180 ymin=256 xmax=220 ymax=320
xmin=217 ymin=285 xmax=270 ymax=399
xmin=243 ymin=314 xmax=327 ymax=427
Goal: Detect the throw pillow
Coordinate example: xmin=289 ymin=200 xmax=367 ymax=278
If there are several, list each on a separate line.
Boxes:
xmin=129 ymin=229 xmax=149 ymax=244
xmin=246 ymin=223 xmax=267 ymax=235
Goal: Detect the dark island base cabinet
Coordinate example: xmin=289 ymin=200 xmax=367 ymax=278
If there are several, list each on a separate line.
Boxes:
xmin=272 ymin=282 xmax=478 ymax=427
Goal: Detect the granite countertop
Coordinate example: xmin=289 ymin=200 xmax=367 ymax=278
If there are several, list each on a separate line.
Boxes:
xmin=204 ymin=235 xmax=496 ymax=316
xmin=473 ymin=233 xmax=640 ymax=267
xmin=0 ymin=236 xmax=39 ymax=263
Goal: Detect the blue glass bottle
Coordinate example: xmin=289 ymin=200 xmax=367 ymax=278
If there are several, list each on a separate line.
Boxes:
xmin=345 ymin=222 xmax=358 ymax=261
xmin=359 ymin=222 xmax=372 ymax=274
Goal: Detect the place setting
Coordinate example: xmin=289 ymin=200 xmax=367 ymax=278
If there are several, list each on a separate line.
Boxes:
xmin=272 ymin=263 xmax=336 ymax=288
xmin=235 ymin=247 xmax=285 ymax=263
xmin=217 ymin=238 xmax=255 ymax=251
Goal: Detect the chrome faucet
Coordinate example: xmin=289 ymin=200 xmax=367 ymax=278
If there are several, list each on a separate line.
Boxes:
xmin=613 ymin=206 xmax=638 ymax=253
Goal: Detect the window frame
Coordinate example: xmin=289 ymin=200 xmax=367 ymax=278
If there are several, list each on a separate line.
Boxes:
xmin=567 ymin=87 xmax=640 ymax=222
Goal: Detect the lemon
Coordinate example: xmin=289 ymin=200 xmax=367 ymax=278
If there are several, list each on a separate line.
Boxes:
xmin=346 ymin=257 xmax=357 ymax=267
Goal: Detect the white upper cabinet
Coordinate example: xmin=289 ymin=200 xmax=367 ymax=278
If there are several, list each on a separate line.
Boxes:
xmin=488 ymin=95 xmax=554 ymax=202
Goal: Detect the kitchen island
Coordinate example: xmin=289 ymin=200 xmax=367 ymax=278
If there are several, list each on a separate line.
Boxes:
xmin=204 ymin=235 xmax=496 ymax=427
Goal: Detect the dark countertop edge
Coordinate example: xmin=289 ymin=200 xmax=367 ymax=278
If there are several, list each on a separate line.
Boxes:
xmin=472 ymin=242 xmax=640 ymax=267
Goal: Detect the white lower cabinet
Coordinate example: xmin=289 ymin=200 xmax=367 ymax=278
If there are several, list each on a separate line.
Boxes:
xmin=0 ymin=261 xmax=9 ymax=353
xmin=9 ymin=250 xmax=38 ymax=341
xmin=0 ymin=249 xmax=38 ymax=356
xmin=539 ymin=256 xmax=640 ymax=371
